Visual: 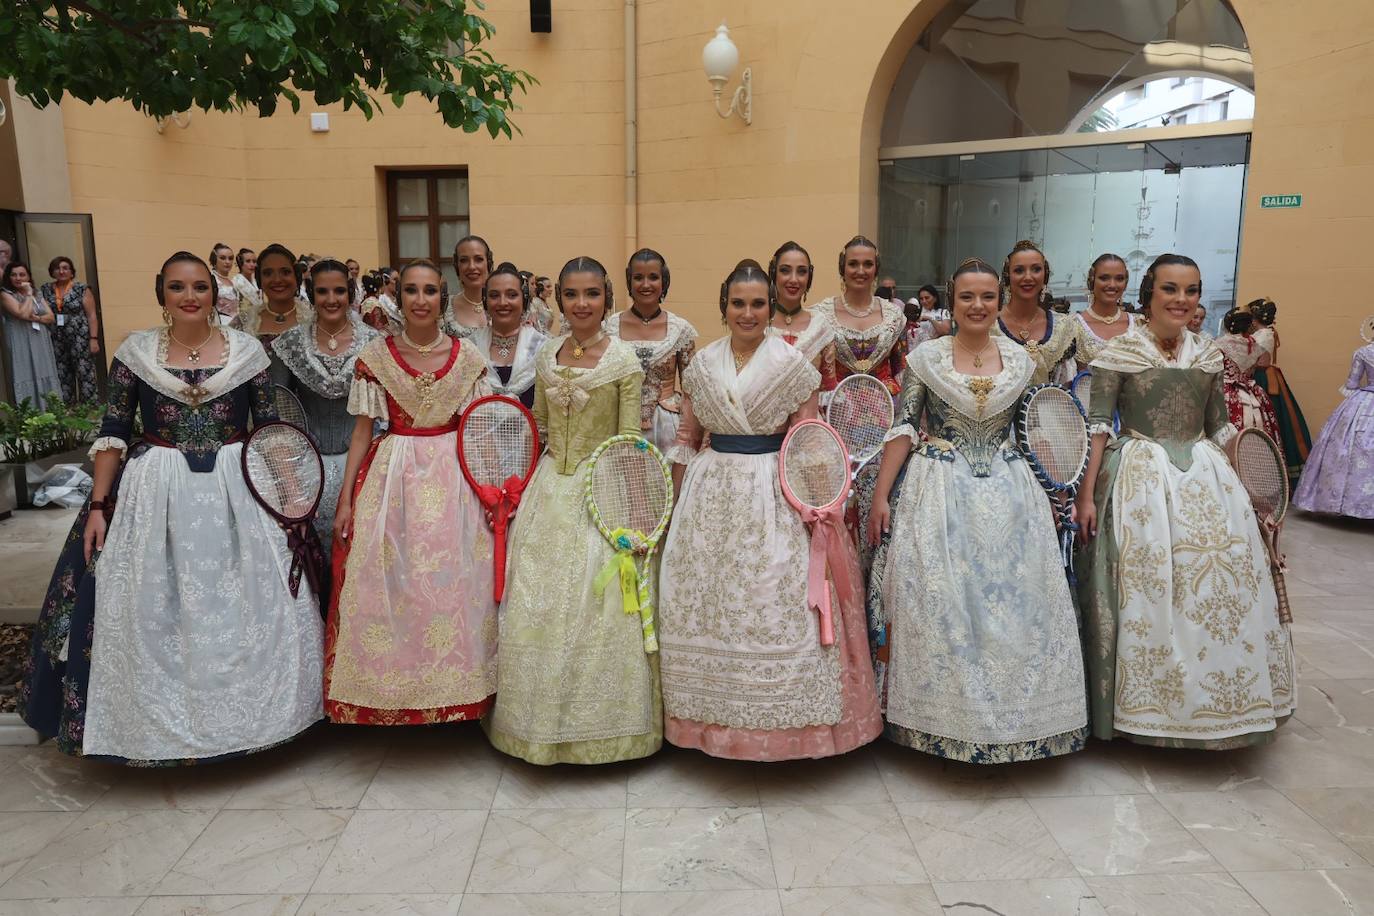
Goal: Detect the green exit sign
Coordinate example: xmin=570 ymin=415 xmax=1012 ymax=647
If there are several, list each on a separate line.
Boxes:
xmin=1261 ymin=194 xmax=1302 ymax=209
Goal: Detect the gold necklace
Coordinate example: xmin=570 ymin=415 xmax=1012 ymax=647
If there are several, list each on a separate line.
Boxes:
xmin=169 ymin=326 xmax=218 ymax=364
xmin=317 ymin=319 xmax=351 ymax=352
xmin=570 ymin=329 xmax=605 ymax=359
xmin=1155 ymin=334 xmax=1181 ymax=362
xmin=953 ymin=335 xmax=995 ymax=369
xmin=401 ymin=328 xmax=446 ymax=354
xmin=731 ymin=341 xmax=762 ymax=372
xmin=839 ymin=294 xmax=874 ymax=319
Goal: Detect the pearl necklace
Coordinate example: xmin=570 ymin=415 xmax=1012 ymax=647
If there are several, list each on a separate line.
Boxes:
xmin=459 ymin=290 xmax=485 ymax=309
xmin=401 ymin=328 xmax=446 ymax=354
xmin=839 ymin=294 xmax=875 ymax=319
xmin=1088 ymin=304 xmax=1124 ymax=325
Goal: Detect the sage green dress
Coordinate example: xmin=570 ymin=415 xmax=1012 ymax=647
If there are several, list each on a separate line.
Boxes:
xmin=1079 ymin=326 xmax=1295 ymax=750
xmin=485 ymin=337 xmax=662 ymax=765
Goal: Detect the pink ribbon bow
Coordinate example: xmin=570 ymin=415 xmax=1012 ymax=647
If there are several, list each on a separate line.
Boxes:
xmin=801 ymin=503 xmax=852 ymax=646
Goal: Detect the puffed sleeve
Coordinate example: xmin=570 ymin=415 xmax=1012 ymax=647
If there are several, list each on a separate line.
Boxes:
xmin=619 ymin=371 xmax=645 ymax=437
xmin=88 ymin=359 xmax=139 ymax=459
xmin=884 ymin=365 xmax=925 ymax=444
xmin=675 ymin=327 xmax=697 ymax=377
xmin=1204 ymin=368 xmax=1237 ymax=447
xmin=347 ymin=357 xmax=388 ymax=419
xmin=1087 ymin=368 xmax=1123 ymax=440
xmin=665 ymin=391 xmax=704 ymax=466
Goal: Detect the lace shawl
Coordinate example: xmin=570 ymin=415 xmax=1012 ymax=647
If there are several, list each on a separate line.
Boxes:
xmin=270 ymin=312 xmax=381 ymax=400
xmin=471 ymin=325 xmax=546 ymax=397
xmin=771 ymin=308 xmax=838 ymax=364
xmin=681 ymin=336 xmax=820 ymax=437
xmin=811 ymin=296 xmax=904 ymax=373
xmin=1090 ymin=325 xmax=1223 ymax=374
xmin=114 ymin=328 xmax=270 ymax=407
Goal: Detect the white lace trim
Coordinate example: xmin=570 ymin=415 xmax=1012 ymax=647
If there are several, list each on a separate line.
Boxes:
xmin=908 ymin=336 xmax=1033 ymax=418
xmin=1211 ymin=422 xmax=1238 ymax=448
xmin=664 ymin=443 xmax=698 ymax=466
xmin=884 ymin=423 xmax=917 ymax=444
xmin=1090 ymin=325 xmax=1223 ymax=374
xmin=605 ymin=310 xmax=697 ymax=364
xmin=114 ymin=328 xmax=270 ymax=407
xmin=347 ymin=377 xmax=388 ymax=419
xmin=88 ymin=436 xmax=128 ymax=460
xmin=1087 ymin=422 xmax=1117 ymax=441
xmin=473 ymin=325 xmax=545 ymax=397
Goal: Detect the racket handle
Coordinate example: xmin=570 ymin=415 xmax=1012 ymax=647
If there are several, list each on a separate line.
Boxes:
xmin=639 ymin=550 xmax=659 ymax=653
xmin=1272 ymin=562 xmax=1292 ymax=625
xmin=492 ymin=512 xmax=509 ymax=604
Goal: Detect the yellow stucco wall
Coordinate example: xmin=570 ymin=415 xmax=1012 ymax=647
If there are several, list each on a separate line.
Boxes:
xmin=44 ymin=0 xmax=1374 ymax=426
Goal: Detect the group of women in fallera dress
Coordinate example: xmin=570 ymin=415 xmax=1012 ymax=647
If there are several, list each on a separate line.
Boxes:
xmin=20 ymin=233 xmax=1302 ymax=769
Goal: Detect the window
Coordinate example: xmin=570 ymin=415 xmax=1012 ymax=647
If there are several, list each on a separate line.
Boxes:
xmin=386 ymin=169 xmax=470 ymax=292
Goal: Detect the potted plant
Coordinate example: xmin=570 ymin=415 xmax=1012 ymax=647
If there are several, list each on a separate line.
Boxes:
xmin=0 ymin=395 xmax=103 ymax=509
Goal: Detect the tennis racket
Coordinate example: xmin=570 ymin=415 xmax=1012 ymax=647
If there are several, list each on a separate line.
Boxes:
xmin=779 ymin=419 xmax=851 ymax=646
xmin=271 ymin=384 xmax=312 ymax=437
xmin=827 ymin=373 xmax=895 ymax=480
xmin=1070 ymin=370 xmax=1093 ymax=420
xmin=1232 ymin=427 xmax=1292 ymax=624
xmin=241 ymin=421 xmax=325 ymax=598
xmin=586 ymin=434 xmax=674 ymax=653
xmin=1015 ymin=384 xmax=1090 ymax=580
xmin=457 ymin=395 xmax=540 ymax=603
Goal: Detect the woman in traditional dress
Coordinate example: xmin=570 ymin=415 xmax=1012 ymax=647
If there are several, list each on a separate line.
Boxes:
xmin=233 ymin=248 xmax=263 ymax=313
xmin=1214 ymin=306 xmax=1281 ymax=441
xmin=605 ymin=248 xmax=697 ymax=451
xmin=244 ymin=244 xmax=313 ymax=381
xmin=767 ymin=241 xmax=838 ymax=393
xmin=1075 ymin=254 xmax=1295 ymax=749
xmin=657 ymin=262 xmax=881 ymax=761
xmin=1073 ymin=253 xmax=1135 ymax=371
xmin=486 ymin=256 xmax=658 ymax=765
xmin=327 ymin=259 xmax=495 ymax=725
xmin=472 ymin=262 xmax=545 ymax=408
xmin=19 ymin=251 xmax=323 ymax=762
xmin=866 ymin=258 xmax=1087 ymax=762
xmin=1 ymin=261 xmax=62 ymax=409
xmin=442 ymin=235 xmax=492 ymax=339
xmin=210 ymin=242 xmax=241 ymax=327
xmin=1251 ymin=299 xmax=1314 ymax=485
xmin=812 ymin=236 xmax=907 ymax=396
xmin=39 ymin=255 xmax=101 ymax=403
xmin=993 ymin=240 xmax=1077 ymax=385
xmin=1294 ymin=325 xmax=1374 ymax=518
xmin=270 ymin=259 xmax=381 ymax=551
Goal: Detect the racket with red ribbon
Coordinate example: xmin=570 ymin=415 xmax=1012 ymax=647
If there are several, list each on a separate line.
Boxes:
xmin=458 ymin=395 xmax=540 ymax=602
xmin=779 ymin=419 xmax=852 ymax=646
xmin=241 ymin=421 xmax=326 ymax=598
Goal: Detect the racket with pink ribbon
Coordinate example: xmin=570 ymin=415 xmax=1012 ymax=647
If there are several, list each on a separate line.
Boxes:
xmin=458 ymin=395 xmax=541 ymax=603
xmin=779 ymin=419 xmax=852 ymax=646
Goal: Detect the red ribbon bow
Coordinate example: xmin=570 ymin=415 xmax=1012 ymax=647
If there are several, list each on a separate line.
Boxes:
xmin=475 ymin=474 xmax=528 ymax=603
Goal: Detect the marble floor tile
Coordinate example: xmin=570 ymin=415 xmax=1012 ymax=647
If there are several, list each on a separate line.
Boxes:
xmin=0 ymin=808 xmax=215 ymax=899
xmin=777 ymin=884 xmax=941 ymax=916
xmin=897 ymin=798 xmax=1077 ymax=882
xmin=1294 ymin=623 xmax=1374 ymax=679
xmin=1085 ymin=874 xmax=1266 ymax=915
xmin=0 ymin=811 xmax=80 ymax=886
xmin=312 ymin=809 xmax=487 ymax=895
xmin=624 ymin=890 xmax=784 ymax=916
xmin=359 ymin=733 xmax=505 ymax=811
xmin=764 ymin=803 xmax=926 ymax=888
xmin=622 ymin=806 xmax=773 ymax=892
xmin=153 ymin=809 xmax=349 ymax=895
xmin=491 ymin=762 xmax=628 ymax=810
xmin=93 ymin=767 xmax=245 ymax=812
xmin=1230 ymin=723 xmax=1374 ymax=789
xmin=0 ymin=899 xmax=144 ymax=916
xmin=1285 ymin=786 xmax=1374 ymax=863
xmin=755 ymin=754 xmax=891 ymax=806
xmin=872 ymin=744 xmax=1019 ymax=802
xmin=931 ymin=878 xmax=1107 ymax=916
xmin=134 ymin=895 xmax=303 ymax=915
xmin=625 ymin=748 xmax=759 ymax=808
xmin=1235 ymin=868 xmax=1374 ymax=916
xmin=459 ymin=892 xmax=620 ymax=915
xmin=0 ymin=747 xmax=114 ymax=812
xmin=222 ymin=734 xmax=385 ymax=811
xmin=1108 ymin=744 xmax=1261 ymax=794
xmin=1296 ymin=679 xmax=1374 ymax=728
xmin=1028 ymin=794 xmax=1222 ymax=876
xmin=297 ymin=895 xmax=462 ymax=915
xmin=1156 ymin=788 xmax=1365 ymax=872
xmin=1010 ymin=747 xmax=1148 ymax=798
xmin=298 ymin=895 xmax=462 ymax=915
xmin=467 ymin=808 xmax=624 ymax=894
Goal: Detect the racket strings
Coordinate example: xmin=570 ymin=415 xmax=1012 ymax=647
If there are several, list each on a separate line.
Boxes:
xmin=590 ymin=447 xmax=669 ymax=540
xmin=246 ymin=427 xmax=322 ymax=518
xmin=463 ymin=405 xmax=534 ymax=485
xmin=271 ymin=385 xmax=310 ymax=432
xmin=782 ymin=426 xmax=847 ymax=509
xmin=1023 ymin=392 xmax=1089 ymax=486
xmin=829 ymin=378 xmax=894 ymax=461
xmin=1236 ymin=434 xmax=1288 ymax=519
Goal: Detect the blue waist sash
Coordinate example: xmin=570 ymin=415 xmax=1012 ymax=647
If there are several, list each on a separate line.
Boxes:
xmin=710 ymin=433 xmax=785 ymax=454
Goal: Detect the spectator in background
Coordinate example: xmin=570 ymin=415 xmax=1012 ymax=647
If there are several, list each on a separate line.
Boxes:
xmin=233 ymin=248 xmax=263 ymax=310
xmin=346 ymin=258 xmax=363 ymax=306
xmin=877 ymin=275 xmax=899 ymax=302
xmin=1188 ymin=304 xmax=1209 ymax=337
xmin=1 ymin=261 xmax=61 ymax=408
xmin=0 ymin=239 xmax=12 ymax=274
xmin=39 ymin=255 xmax=100 ymax=402
xmin=209 ymin=242 xmax=241 ymax=325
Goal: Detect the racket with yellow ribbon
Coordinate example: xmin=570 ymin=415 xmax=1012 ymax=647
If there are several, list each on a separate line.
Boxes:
xmin=585 ymin=434 xmax=674 ymax=653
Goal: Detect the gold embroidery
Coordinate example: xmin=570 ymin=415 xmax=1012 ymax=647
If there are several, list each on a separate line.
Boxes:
xmin=1116 ymin=646 xmax=1186 ymax=718
xmin=965 ymin=376 xmax=995 ymax=418
xmin=1193 ymin=667 xmax=1272 ymax=720
xmin=359 ymin=623 xmax=394 ymax=658
xmin=423 ymin=616 xmax=459 ymax=655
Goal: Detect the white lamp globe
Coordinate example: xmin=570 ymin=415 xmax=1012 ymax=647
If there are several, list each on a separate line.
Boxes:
xmin=702 ymin=23 xmax=740 ymax=84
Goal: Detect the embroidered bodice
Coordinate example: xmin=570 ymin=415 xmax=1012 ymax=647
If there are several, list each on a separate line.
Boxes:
xmin=605 ymin=311 xmax=697 ymax=430
xmin=1089 ymin=326 xmax=1230 ymax=471
xmin=271 ymin=316 xmax=381 ymax=454
xmin=347 ymin=337 xmax=489 ymax=431
xmin=812 ymin=296 xmax=907 ymax=395
xmin=893 ymin=337 xmax=1033 ymax=478
xmin=677 ymin=337 xmax=820 ymax=441
xmin=995 ymin=309 xmax=1078 ymax=385
xmin=1073 ymin=311 xmax=1135 ymax=366
xmin=441 ymin=297 xmax=487 ymax=340
xmin=532 ymin=337 xmax=642 ymax=475
xmin=1343 ymin=344 xmax=1374 ymax=395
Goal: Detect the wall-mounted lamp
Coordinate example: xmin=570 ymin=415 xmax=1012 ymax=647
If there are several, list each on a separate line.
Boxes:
xmin=702 ymin=22 xmax=751 ymax=125
xmin=154 ymin=111 xmax=191 ymax=134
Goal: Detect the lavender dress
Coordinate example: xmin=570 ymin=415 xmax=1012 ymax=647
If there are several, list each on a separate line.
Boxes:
xmin=1294 ymin=344 xmax=1374 ymax=518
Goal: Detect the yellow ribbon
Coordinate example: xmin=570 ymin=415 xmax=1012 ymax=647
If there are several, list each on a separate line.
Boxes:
xmin=593 ymin=527 xmax=659 ymax=653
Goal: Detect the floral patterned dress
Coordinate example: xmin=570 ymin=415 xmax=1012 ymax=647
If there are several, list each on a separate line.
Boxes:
xmin=605 ymin=310 xmax=697 ymax=453
xmin=874 ymin=337 xmax=1087 ymax=762
xmin=994 ymin=309 xmax=1078 ymax=386
xmin=325 ymin=336 xmax=497 ymax=725
xmin=1079 ymin=326 xmax=1295 ymax=749
xmin=39 ymin=280 xmax=99 ymax=403
xmin=20 ymin=328 xmax=324 ymax=763
xmin=1214 ymin=332 xmax=1281 ymax=441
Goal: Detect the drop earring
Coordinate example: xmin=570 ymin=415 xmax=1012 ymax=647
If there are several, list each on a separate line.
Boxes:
xmin=162 ymin=308 xmax=172 ymax=326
